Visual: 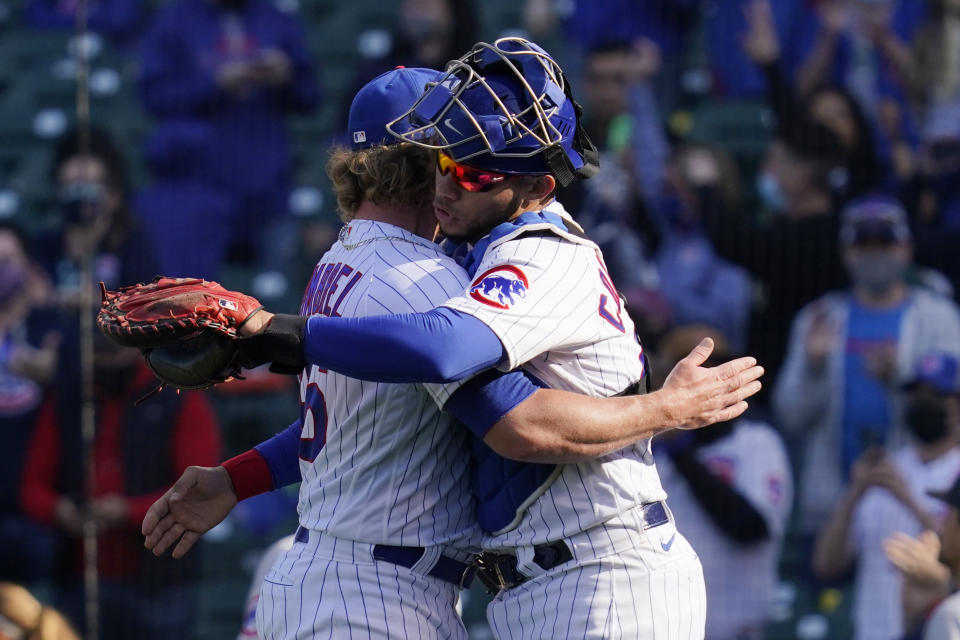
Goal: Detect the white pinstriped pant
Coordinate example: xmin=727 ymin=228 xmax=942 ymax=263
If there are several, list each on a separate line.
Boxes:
xmin=486 ymin=509 xmax=707 ymax=639
xmin=255 ymin=529 xmax=468 ymax=640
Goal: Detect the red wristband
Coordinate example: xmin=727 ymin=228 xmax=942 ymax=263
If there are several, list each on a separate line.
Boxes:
xmin=221 ymin=449 xmax=274 ymax=501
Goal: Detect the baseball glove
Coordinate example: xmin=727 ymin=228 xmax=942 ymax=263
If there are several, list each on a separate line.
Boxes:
xmin=97 ymin=276 xmax=266 ymax=390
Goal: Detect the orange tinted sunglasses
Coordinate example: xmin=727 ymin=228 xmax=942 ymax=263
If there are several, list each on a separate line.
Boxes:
xmin=436 ymin=151 xmax=510 ymax=192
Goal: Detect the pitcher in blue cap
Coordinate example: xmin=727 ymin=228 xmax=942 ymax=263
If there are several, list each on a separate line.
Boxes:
xmin=143 ymin=66 xmax=491 ymax=639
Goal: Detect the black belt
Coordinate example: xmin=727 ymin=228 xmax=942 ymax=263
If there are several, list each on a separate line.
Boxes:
xmin=475 ymin=539 xmax=573 ymax=594
xmin=294 ymin=526 xmax=477 ymax=588
xmin=475 ymin=501 xmax=670 ymax=594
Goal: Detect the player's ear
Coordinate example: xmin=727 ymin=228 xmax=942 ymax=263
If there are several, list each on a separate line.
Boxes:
xmin=523 ymin=175 xmax=556 ymax=204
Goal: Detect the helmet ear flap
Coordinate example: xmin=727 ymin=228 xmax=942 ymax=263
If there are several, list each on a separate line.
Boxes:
xmin=543 ymin=144 xmax=575 ymax=187
xmin=567 ymin=95 xmax=600 ymax=182
xmin=549 ymin=64 xmax=599 ymax=184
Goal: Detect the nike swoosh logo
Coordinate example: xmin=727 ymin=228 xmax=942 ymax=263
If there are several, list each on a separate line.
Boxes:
xmin=444 ymin=118 xmax=462 ymax=136
xmin=660 ymin=533 xmax=676 ymax=552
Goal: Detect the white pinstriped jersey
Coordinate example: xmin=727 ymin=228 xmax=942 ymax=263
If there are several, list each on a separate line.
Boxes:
xmin=295 ymin=219 xmax=480 ymax=550
xmin=442 ymin=204 xmax=667 ymax=546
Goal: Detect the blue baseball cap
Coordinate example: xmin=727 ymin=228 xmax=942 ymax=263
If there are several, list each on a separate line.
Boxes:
xmin=348 ymin=67 xmax=444 ymax=150
xmin=905 ymin=352 xmax=960 ymax=395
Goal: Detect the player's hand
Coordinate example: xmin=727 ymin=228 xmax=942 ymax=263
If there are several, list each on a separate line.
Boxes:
xmin=884 ymin=530 xmax=951 ymax=588
xmin=142 ymin=465 xmax=238 ymax=559
xmin=661 ymin=337 xmax=764 ymax=430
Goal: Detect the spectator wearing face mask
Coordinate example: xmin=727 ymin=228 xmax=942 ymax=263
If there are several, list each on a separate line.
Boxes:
xmin=702 ymin=118 xmax=848 ymax=385
xmin=812 ymin=351 xmax=960 ymax=640
xmin=774 ymin=195 xmax=960 ymax=538
xmin=36 ymin=127 xmax=159 ymax=304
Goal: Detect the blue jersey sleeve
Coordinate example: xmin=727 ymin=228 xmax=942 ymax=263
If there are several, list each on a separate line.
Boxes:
xmin=303 ymin=307 xmax=504 ymax=383
xmin=443 ymin=369 xmax=544 ymax=437
xmin=254 ymin=419 xmax=303 ymax=489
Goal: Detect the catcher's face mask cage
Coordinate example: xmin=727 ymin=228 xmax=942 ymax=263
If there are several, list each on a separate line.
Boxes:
xmin=386 ymin=37 xmax=599 ymax=187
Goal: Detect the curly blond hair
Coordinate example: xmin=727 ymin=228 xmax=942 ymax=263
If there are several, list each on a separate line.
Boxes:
xmin=326 ymin=143 xmax=435 ymax=222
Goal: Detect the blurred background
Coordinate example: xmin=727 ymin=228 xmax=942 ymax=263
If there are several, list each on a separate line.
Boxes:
xmin=4 ymin=0 xmax=960 ymax=638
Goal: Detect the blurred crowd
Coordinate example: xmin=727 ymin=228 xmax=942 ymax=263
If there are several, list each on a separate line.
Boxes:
xmin=1 ymin=0 xmax=960 ymax=638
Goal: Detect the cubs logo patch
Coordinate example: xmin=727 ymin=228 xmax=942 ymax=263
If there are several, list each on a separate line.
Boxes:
xmin=470 ymin=265 xmax=529 ymax=309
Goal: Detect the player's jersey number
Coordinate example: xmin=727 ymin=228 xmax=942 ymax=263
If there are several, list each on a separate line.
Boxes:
xmin=299 ymin=382 xmax=328 ymax=462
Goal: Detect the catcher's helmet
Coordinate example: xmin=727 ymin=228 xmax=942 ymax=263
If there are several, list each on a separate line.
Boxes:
xmin=386 ymin=37 xmax=599 ymax=186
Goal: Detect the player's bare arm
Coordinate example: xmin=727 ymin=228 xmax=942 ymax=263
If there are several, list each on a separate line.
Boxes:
xmin=241 ymin=311 xmax=763 ymax=463
xmin=485 ymin=338 xmax=763 ymax=463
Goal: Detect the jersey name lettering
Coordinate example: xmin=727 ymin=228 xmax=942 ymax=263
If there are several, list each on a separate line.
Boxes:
xmin=302 ymin=262 xmax=364 ymax=318
xmin=596 ymin=253 xmax=625 ymax=332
